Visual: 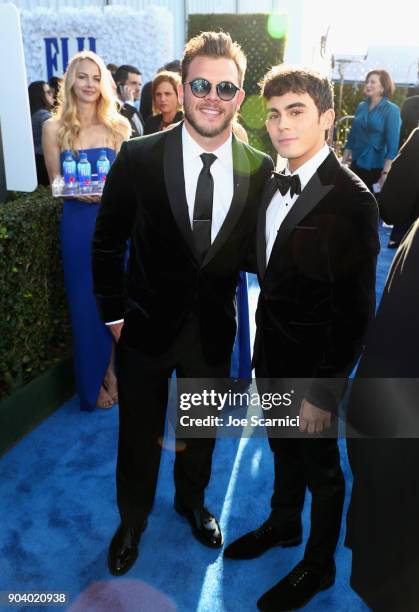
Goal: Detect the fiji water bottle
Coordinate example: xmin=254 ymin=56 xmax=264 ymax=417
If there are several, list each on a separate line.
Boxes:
xmin=62 ymin=150 xmax=76 ymax=188
xmin=77 ymin=152 xmax=92 ymax=192
xmin=97 ymin=149 xmax=111 ymax=187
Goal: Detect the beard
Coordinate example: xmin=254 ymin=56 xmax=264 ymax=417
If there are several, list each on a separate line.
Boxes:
xmin=183 ymin=101 xmax=236 ymax=138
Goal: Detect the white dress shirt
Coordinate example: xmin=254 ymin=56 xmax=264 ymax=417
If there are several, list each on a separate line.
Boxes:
xmin=265 ymin=144 xmax=330 ymax=264
xmin=106 ymin=124 xmax=235 ymax=325
xmin=182 ymin=123 xmax=234 ymax=243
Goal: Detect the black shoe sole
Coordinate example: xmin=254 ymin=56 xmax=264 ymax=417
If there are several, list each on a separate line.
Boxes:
xmin=174 ymin=500 xmax=224 ymax=548
xmin=224 ymin=534 xmax=302 ymax=560
xmin=258 ymin=575 xmax=335 ymax=611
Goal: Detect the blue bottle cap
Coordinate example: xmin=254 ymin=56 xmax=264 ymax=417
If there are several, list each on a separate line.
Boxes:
xmin=64 ymin=150 xmax=73 ymax=159
xmin=80 ymin=152 xmax=87 ymax=160
xmin=100 ymin=149 xmax=106 ymax=156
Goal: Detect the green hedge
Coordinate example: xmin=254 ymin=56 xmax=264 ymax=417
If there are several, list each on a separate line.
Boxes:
xmin=0 ymin=189 xmax=72 ymax=400
xmin=187 ymin=14 xmax=286 ymax=156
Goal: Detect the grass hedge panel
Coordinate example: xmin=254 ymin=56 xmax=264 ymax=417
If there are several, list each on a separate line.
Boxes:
xmin=188 ymin=14 xmax=286 ymax=156
xmin=0 ymin=189 xmax=72 ymax=399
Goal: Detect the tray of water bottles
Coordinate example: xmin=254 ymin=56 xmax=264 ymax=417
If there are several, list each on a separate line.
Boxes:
xmin=51 ymin=149 xmax=111 ymax=197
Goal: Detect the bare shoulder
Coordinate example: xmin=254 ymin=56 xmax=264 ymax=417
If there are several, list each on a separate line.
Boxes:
xmin=43 ymin=117 xmax=60 ymax=137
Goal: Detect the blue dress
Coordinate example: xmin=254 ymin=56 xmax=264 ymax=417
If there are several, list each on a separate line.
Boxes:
xmin=60 ymin=147 xmax=116 ymax=411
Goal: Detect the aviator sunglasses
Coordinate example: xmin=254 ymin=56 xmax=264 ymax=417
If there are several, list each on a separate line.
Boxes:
xmin=185 ymin=78 xmax=240 ymax=101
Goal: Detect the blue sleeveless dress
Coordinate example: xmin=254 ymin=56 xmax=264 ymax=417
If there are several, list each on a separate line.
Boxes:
xmin=60 ymin=147 xmax=116 ymax=411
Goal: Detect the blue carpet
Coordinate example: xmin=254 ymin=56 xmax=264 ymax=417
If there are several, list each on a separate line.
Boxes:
xmin=0 ymin=226 xmax=394 ymax=612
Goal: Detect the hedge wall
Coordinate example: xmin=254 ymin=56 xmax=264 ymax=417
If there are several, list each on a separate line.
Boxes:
xmin=188 ymin=14 xmax=286 ymax=156
xmin=0 ymin=189 xmax=72 ymax=400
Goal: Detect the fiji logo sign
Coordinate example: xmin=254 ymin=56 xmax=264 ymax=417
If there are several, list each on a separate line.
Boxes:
xmin=45 ymin=37 xmax=97 ymax=79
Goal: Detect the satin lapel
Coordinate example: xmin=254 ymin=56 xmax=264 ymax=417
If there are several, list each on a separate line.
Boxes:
xmin=201 ymin=135 xmax=250 ymax=267
xmin=256 ymin=175 xmax=278 ymax=280
xmin=267 ymin=171 xmax=334 ymax=270
xmin=163 ymin=122 xmax=198 ymax=262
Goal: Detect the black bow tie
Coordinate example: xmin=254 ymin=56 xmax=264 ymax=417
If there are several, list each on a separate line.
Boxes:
xmin=272 ymin=171 xmax=302 ymax=197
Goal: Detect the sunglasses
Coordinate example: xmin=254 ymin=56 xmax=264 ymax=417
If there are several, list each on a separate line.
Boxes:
xmin=185 ymin=78 xmax=240 ymax=101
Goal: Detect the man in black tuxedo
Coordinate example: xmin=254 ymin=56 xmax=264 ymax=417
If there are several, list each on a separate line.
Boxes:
xmin=114 ymin=64 xmax=145 ymax=138
xmin=92 ymin=31 xmax=272 ymax=576
xmin=224 ymin=67 xmax=379 ymax=611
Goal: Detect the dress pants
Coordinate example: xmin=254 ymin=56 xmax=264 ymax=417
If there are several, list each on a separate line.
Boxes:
xmin=350 ymin=163 xmax=382 ymax=192
xmin=116 ymin=312 xmax=230 ymax=527
xmin=268 ymin=437 xmax=345 ymax=570
xmin=256 ymin=356 xmax=345 ymax=570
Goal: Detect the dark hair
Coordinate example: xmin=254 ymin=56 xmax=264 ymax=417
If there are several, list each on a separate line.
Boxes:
xmin=106 ymin=63 xmax=118 ymax=73
xmin=28 ymin=80 xmax=51 ymax=115
xmin=181 ymin=31 xmax=247 ymax=87
xmin=163 ymin=59 xmax=181 ymax=74
xmin=365 ymin=69 xmax=395 ymax=98
xmin=260 ymin=65 xmax=334 ymax=114
xmin=48 ymin=76 xmax=61 ymax=96
xmin=114 ymin=64 xmax=142 ymax=84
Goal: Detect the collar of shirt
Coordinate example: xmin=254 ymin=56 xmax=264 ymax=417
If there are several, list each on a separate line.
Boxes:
xmin=182 ymin=123 xmax=233 ymax=170
xmin=283 ymin=143 xmax=330 ymax=190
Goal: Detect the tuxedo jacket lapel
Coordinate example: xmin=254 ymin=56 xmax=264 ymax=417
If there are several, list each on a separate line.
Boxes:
xmin=202 ymin=134 xmax=250 ymax=267
xmin=163 ymin=122 xmax=199 ymax=264
xmin=265 ymin=152 xmax=338 ymax=274
xmin=256 ymin=175 xmax=278 ymax=279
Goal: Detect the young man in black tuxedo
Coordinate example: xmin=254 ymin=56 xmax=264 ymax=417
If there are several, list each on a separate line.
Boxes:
xmin=223 ymin=67 xmax=379 ymax=610
xmin=92 ymin=32 xmax=273 ymax=576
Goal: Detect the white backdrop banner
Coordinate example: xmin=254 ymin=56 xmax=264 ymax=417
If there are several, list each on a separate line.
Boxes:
xmin=20 ymin=5 xmax=174 ymax=84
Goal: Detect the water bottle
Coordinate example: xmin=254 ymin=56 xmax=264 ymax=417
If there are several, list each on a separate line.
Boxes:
xmin=62 ymin=150 xmax=76 ymax=188
xmin=97 ymin=149 xmax=111 ymax=185
xmin=77 ymin=152 xmax=92 ymax=192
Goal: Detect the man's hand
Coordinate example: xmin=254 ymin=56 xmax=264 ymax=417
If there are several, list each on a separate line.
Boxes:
xmin=119 ymin=84 xmax=134 ymax=103
xmin=299 ymin=398 xmax=332 ymax=434
xmin=108 ymin=321 xmax=124 ymax=342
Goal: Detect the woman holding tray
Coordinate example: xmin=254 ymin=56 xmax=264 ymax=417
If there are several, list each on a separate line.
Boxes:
xmin=43 ymin=50 xmax=131 ymax=410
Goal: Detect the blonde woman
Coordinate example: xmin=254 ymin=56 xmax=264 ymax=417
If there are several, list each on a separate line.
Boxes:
xmin=144 ymin=71 xmax=183 ymax=134
xmin=43 ymin=51 xmax=131 ymax=410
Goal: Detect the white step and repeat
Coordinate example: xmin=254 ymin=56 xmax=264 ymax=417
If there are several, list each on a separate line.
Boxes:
xmin=0 ymin=0 xmax=281 ymax=76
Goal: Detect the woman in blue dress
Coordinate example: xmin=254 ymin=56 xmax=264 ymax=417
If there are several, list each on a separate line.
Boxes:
xmin=43 ymin=51 xmax=131 ymax=410
xmin=342 ymin=69 xmax=401 ymax=192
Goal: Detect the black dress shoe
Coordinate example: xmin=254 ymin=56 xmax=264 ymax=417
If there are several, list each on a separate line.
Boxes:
xmin=257 ymin=560 xmax=336 ymax=611
xmin=174 ymin=496 xmax=223 ymax=548
xmin=224 ymin=520 xmax=302 ymax=559
xmin=108 ymin=521 xmax=147 ymax=576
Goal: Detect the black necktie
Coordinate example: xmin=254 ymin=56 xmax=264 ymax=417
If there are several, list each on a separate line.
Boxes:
xmin=272 ymin=171 xmax=302 ymax=197
xmin=193 ymin=153 xmax=217 ymax=262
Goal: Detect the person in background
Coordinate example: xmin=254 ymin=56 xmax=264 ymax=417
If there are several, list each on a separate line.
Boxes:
xmin=106 ymin=63 xmax=118 ymax=80
xmin=386 ymin=91 xmax=419 ymax=247
xmin=28 ymin=81 xmax=55 ymax=186
xmin=42 ymin=50 xmax=131 ymax=410
xmin=48 ymin=76 xmax=62 ymax=111
xmin=140 ymin=59 xmax=181 ymax=120
xmin=143 ymin=71 xmax=183 ymax=134
xmin=346 ymin=127 xmax=419 ymax=612
xmin=342 ymin=69 xmax=401 ymax=192
xmin=114 ymin=64 xmax=144 ymax=138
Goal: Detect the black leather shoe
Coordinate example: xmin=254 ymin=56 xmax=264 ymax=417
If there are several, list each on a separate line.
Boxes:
xmin=174 ymin=496 xmax=223 ymax=548
xmin=257 ymin=560 xmax=336 ymax=611
xmin=108 ymin=521 xmax=147 ymax=576
xmin=224 ymin=520 xmax=302 ymax=559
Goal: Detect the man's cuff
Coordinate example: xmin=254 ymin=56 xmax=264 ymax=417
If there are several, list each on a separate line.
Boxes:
xmin=105 ymin=319 xmax=124 ymax=326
